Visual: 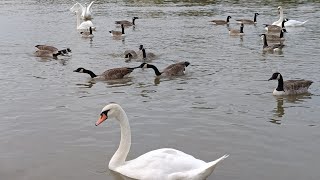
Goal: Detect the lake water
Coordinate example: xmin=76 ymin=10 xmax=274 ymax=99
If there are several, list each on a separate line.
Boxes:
xmin=1 ymin=0 xmax=320 ymax=179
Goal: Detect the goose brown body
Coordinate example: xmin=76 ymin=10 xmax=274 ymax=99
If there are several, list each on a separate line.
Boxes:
xmin=73 ymin=67 xmax=135 ymax=80
xmin=210 ymin=16 xmax=231 ymax=25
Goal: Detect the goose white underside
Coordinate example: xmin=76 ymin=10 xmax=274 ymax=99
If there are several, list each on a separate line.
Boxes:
xmin=273 ymin=87 xmax=310 ymax=96
xmin=112 ymin=148 xmax=227 ymax=180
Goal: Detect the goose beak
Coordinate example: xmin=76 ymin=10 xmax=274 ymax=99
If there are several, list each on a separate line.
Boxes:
xmin=268 ymin=77 xmax=273 ymax=81
xmin=96 ymin=113 xmax=107 ymax=126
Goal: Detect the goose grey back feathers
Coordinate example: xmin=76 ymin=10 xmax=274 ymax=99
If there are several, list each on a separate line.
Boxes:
xmin=35 ymin=45 xmax=72 ymax=57
xmin=210 ymin=16 xmax=231 ymax=25
xmin=110 ymin=24 xmax=125 ymax=36
xmin=260 ymin=34 xmax=284 ymax=52
xmin=236 ymin=13 xmax=259 ymax=24
xmin=266 ymin=29 xmax=286 ymax=42
xmin=268 ymin=72 xmax=313 ymax=95
xmin=265 ymin=19 xmax=288 ymax=32
xmin=115 ymin=17 xmax=139 ymax=26
xmin=80 ymin=27 xmax=94 ymax=38
xmin=73 ymin=67 xmax=135 ymax=80
xmin=229 ymin=23 xmax=244 ymax=35
xmin=137 ymin=61 xmax=190 ymax=77
xmin=34 ymin=50 xmax=62 ymax=58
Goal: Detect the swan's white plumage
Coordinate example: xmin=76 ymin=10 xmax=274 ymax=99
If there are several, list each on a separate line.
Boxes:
xmin=96 ymin=103 xmax=228 ymax=180
xmin=70 ymin=1 xmax=94 ymax=20
xmin=272 ymin=6 xmax=307 ymax=27
xmin=75 ymin=10 xmax=95 ymax=32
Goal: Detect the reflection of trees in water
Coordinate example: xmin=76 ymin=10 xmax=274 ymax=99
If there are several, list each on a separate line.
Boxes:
xmin=269 ymin=93 xmax=312 ymax=125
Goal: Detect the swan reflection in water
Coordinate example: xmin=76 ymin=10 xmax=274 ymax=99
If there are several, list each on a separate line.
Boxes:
xmin=269 ymin=93 xmax=312 ymax=125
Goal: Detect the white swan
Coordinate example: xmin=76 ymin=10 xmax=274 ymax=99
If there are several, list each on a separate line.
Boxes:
xmin=75 ymin=10 xmax=95 ymax=32
xmin=95 ymin=103 xmax=229 ymax=180
xmin=272 ymin=6 xmax=307 ymax=27
xmin=70 ymin=1 xmax=94 ymax=20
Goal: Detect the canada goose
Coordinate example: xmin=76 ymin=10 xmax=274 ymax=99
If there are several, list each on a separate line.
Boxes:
xmin=229 ymin=23 xmax=244 ymax=36
xmin=210 ymin=16 xmax=231 ymax=25
xmin=73 ymin=66 xmax=137 ymax=80
xmin=80 ymin=27 xmax=94 ymax=38
xmin=266 ymin=29 xmax=286 ymax=42
xmin=34 ymin=50 xmax=62 ymax=58
xmin=265 ymin=19 xmax=288 ymax=32
xmin=268 ymin=72 xmax=313 ymax=95
xmin=139 ymin=45 xmax=156 ymax=61
xmin=35 ymin=45 xmax=71 ymax=57
xmin=115 ymin=17 xmax=139 ymax=26
xmin=272 ymin=6 xmax=308 ymax=27
xmin=109 ymin=24 xmax=125 ymax=37
xmin=137 ymin=61 xmax=190 ymax=77
xmin=260 ymin=34 xmax=284 ymax=52
xmin=236 ymin=13 xmax=259 ymax=24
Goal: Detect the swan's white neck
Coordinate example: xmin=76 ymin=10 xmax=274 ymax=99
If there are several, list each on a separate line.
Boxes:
xmin=76 ymin=11 xmax=81 ymax=28
xmin=109 ymin=108 xmax=131 ymax=170
xmin=276 ymin=8 xmax=284 ymax=25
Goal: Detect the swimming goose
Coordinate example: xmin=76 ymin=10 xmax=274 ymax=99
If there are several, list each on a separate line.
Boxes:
xmin=95 ymin=103 xmax=229 ymax=180
xmin=73 ymin=66 xmax=136 ymax=80
xmin=272 ymin=6 xmax=307 ymax=27
xmin=139 ymin=45 xmax=156 ymax=61
xmin=260 ymin=34 xmax=284 ymax=52
xmin=265 ymin=19 xmax=288 ymax=32
xmin=266 ymin=29 xmax=286 ymax=42
xmin=115 ymin=17 xmax=139 ymax=26
xmin=210 ymin=16 xmax=232 ymax=25
xmin=124 ymin=50 xmax=138 ymax=60
xmin=137 ymin=61 xmax=190 ymax=77
xmin=110 ymin=24 xmax=125 ymax=37
xmin=80 ymin=27 xmax=94 ymax=38
xmin=34 ymin=50 xmax=62 ymax=58
xmin=268 ymin=72 xmax=313 ymax=95
xmin=236 ymin=13 xmax=259 ymax=24
xmin=229 ymin=23 xmax=244 ymax=36
xmin=70 ymin=1 xmax=94 ymax=20
xmin=35 ymin=45 xmax=71 ymax=56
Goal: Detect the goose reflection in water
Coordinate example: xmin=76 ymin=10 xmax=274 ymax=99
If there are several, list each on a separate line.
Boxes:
xmin=270 ymin=94 xmax=312 ymax=125
xmin=76 ymin=77 xmax=134 ymax=89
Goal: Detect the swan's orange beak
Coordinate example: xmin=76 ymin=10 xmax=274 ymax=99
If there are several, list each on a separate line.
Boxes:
xmin=95 ymin=114 xmax=107 ymax=126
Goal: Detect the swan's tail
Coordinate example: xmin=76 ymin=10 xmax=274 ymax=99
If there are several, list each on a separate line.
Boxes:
xmin=301 ymin=20 xmax=308 ymax=25
xmin=169 ymin=154 xmax=229 ymax=179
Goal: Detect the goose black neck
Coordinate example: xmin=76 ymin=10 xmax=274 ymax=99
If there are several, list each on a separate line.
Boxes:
xmin=227 ymin=16 xmax=230 ymax=22
xmin=146 ymin=64 xmax=162 ymax=76
xmin=240 ymin=25 xmax=244 ymax=33
xmin=262 ymin=35 xmax=268 ymax=47
xmin=276 ymin=75 xmax=284 ymax=91
xmin=89 ymin=27 xmax=92 ymax=34
xmin=132 ymin=18 xmax=136 ymax=25
xmin=84 ymin=69 xmax=97 ymax=78
xmin=142 ymin=48 xmax=146 ymax=59
xmin=281 ymin=21 xmax=286 ymax=28
xmin=121 ymin=25 xmax=125 ymax=34
xmin=254 ymin=14 xmax=257 ymax=22
xmin=279 ymin=30 xmax=284 ymax=38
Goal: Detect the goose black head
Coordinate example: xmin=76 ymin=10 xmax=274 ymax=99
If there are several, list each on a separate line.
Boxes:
xmin=73 ymin=67 xmax=86 ymax=73
xmin=133 ymin=17 xmax=139 ymax=20
xmin=268 ymin=72 xmax=282 ymax=81
xmin=139 ymin=45 xmax=144 ymax=50
xmin=67 ymin=48 xmax=72 ymax=52
xmin=125 ymin=53 xmax=133 ymax=59
xmin=255 ymin=13 xmax=260 ymax=16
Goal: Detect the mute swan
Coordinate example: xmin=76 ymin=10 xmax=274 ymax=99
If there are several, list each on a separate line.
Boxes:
xmin=115 ymin=17 xmax=139 ymax=27
xmin=70 ymin=1 xmax=94 ymax=20
xmin=73 ymin=66 xmax=137 ymax=80
xmin=74 ymin=10 xmax=95 ymax=32
xmin=80 ymin=27 xmax=94 ymax=38
xmin=260 ymin=34 xmax=284 ymax=52
xmin=137 ymin=61 xmax=190 ymax=77
xmin=229 ymin=23 xmax=244 ymax=36
xmin=268 ymin=72 xmax=313 ymax=95
xmin=210 ymin=16 xmax=231 ymax=25
xmin=110 ymin=24 xmax=125 ymax=37
xmin=236 ymin=13 xmax=259 ymax=24
xmin=272 ymin=6 xmax=307 ymax=27
xmin=95 ymin=103 xmax=229 ymax=180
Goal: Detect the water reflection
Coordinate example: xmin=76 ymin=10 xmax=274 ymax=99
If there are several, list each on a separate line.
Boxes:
xmin=269 ymin=94 xmax=312 ymax=125
xmin=75 ymin=78 xmax=134 ymax=88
